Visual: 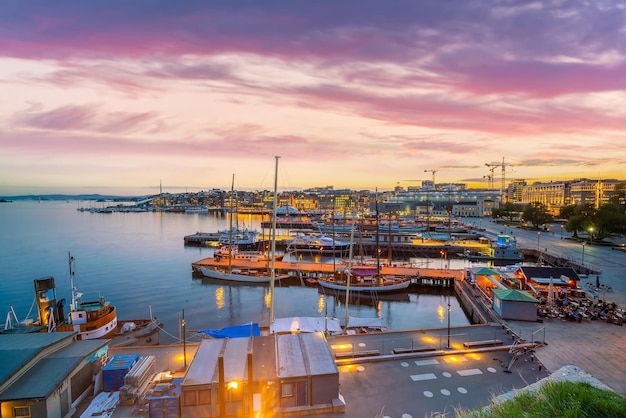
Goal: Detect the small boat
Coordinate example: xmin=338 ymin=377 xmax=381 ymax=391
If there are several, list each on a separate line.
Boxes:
xmin=199 ymin=163 xmax=285 ymax=284
xmin=217 ymin=227 xmax=260 ymax=248
xmin=1 ymin=253 xmax=162 ymax=345
xmin=460 ymin=234 xmax=523 ymax=263
xmin=213 ymin=246 xmax=283 ymax=263
xmin=286 ymin=234 xmax=351 ymax=257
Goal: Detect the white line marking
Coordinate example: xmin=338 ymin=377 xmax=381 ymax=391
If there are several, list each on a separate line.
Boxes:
xmin=457 ymin=368 xmax=483 ymax=376
xmin=410 ymin=373 xmax=437 ymax=381
xmin=414 ymin=359 xmax=439 ymax=366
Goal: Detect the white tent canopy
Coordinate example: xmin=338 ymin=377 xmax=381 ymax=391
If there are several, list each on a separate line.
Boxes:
xmin=270 ymin=317 xmax=342 ymax=334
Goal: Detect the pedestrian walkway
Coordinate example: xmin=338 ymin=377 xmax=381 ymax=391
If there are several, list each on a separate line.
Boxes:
xmin=475 ymin=219 xmax=626 ymax=396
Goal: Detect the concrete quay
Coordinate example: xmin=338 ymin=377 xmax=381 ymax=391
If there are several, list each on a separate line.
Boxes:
xmin=476 ymin=219 xmax=626 ymax=396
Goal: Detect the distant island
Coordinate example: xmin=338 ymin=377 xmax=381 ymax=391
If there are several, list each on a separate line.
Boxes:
xmin=0 ymin=194 xmax=147 ymax=202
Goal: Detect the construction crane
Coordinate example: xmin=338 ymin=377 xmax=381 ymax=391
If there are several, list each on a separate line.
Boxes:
xmin=424 ymin=169 xmax=437 ymax=184
xmin=485 ymin=157 xmax=509 ymax=202
xmin=483 ymin=174 xmax=494 ymax=190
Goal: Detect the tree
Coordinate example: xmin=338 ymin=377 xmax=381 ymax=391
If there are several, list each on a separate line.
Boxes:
xmin=522 ymin=202 xmax=553 ymax=228
xmin=559 ymin=204 xmax=577 ymax=219
xmin=564 ymin=203 xmax=595 ymax=238
xmin=491 ymin=202 xmax=523 ymax=222
xmin=593 ymin=203 xmax=626 ymax=241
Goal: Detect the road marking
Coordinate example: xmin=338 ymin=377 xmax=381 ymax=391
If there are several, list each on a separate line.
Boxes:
xmin=423 ymin=391 xmax=434 ymax=398
xmin=442 ymin=372 xmax=452 ymax=378
xmin=487 ymin=367 xmax=497 ymax=373
xmin=457 ymin=368 xmax=483 ymax=376
xmin=401 ymin=362 xmax=410 ymax=367
xmin=441 ymin=389 xmax=451 ymax=396
xmin=457 ymin=387 xmax=468 ymax=394
xmin=410 ymin=373 xmax=437 ymax=381
xmin=414 ymin=359 xmax=439 ymax=366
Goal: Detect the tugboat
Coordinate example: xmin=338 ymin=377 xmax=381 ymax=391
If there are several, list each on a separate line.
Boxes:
xmin=2 ymin=253 xmax=162 ymax=345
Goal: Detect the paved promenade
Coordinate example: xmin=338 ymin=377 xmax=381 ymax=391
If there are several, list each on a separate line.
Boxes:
xmin=477 ymin=219 xmax=626 ymax=395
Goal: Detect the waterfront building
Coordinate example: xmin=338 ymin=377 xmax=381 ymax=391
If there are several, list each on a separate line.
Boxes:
xmin=0 ymin=333 xmax=108 ymax=418
xmin=180 ymin=332 xmax=340 ymax=417
xmin=569 ymin=179 xmax=621 ymax=208
xmin=507 ymin=179 xmax=527 ymax=203
xmin=521 ymin=181 xmax=568 ymax=215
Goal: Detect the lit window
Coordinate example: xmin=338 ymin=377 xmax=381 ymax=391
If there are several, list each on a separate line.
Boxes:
xmin=14 ymin=406 xmax=31 ymax=418
xmin=282 ymin=383 xmax=293 ymax=397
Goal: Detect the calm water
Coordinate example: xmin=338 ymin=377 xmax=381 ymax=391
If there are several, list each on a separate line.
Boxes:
xmin=0 ymin=201 xmax=469 ymax=344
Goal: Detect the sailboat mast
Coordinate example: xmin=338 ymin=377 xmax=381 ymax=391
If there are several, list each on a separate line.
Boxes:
xmin=269 ymin=156 xmax=280 ymax=327
xmin=228 ymin=174 xmax=234 ymax=272
xmin=375 ymin=188 xmax=380 ymax=273
xmin=69 ymin=252 xmax=78 ymax=311
xmin=344 ymin=215 xmax=356 ymax=329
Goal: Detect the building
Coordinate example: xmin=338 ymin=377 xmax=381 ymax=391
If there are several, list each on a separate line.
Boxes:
xmin=0 ymin=332 xmax=108 ymax=418
xmin=180 ymin=332 xmax=341 ymax=417
xmin=492 ymin=289 xmax=539 ymax=321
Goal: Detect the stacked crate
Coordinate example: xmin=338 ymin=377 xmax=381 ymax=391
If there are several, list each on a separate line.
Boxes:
xmin=103 ymin=354 xmax=139 ymax=392
xmin=119 ymin=355 xmax=156 ymax=406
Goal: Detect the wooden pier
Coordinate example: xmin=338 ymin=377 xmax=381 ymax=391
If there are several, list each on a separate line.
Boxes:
xmin=191 ymin=257 xmax=461 ymax=288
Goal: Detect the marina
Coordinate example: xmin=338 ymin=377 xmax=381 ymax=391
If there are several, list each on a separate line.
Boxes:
xmin=1 ymin=201 xmax=626 ymax=418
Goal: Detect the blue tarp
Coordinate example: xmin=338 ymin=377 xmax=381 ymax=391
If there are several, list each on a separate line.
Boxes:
xmin=198 ymin=323 xmax=260 ymax=338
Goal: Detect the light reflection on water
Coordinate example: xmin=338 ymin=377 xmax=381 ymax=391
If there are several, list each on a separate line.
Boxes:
xmin=0 ymin=201 xmax=471 ymax=344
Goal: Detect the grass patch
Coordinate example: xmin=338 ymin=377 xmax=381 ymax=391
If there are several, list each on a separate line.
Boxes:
xmin=462 ymin=380 xmax=626 ymax=418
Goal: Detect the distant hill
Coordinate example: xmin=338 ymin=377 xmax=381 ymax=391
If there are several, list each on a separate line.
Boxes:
xmin=0 ymin=194 xmax=150 ymax=202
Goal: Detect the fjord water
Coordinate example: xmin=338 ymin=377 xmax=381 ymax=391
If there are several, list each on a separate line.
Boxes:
xmin=0 ymin=201 xmax=469 ymax=344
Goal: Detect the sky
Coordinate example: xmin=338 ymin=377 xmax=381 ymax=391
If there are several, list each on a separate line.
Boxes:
xmin=1 ymin=1 xmax=625 ymax=196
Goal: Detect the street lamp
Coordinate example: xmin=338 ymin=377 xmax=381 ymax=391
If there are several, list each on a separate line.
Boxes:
xmin=537 ymin=231 xmax=541 ymax=249
xmin=560 ymin=225 xmax=563 ymax=240
xmin=582 ymin=242 xmax=585 ymax=267
xmin=588 ymin=226 xmax=594 ymax=244
xmin=446 ymin=295 xmax=451 ymax=349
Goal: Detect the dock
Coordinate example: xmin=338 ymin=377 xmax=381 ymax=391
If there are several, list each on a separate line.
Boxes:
xmin=191 ymin=257 xmax=461 ymax=287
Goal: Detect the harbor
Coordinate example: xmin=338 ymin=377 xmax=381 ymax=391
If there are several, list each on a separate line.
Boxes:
xmin=2 ymin=202 xmax=626 ymax=418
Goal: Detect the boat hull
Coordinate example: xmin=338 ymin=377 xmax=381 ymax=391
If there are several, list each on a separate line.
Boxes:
xmin=200 ymin=266 xmax=289 ymax=283
xmin=317 ymin=277 xmax=411 ymax=293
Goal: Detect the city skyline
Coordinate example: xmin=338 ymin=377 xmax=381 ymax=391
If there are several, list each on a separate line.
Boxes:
xmin=1 ymin=1 xmax=626 ymax=196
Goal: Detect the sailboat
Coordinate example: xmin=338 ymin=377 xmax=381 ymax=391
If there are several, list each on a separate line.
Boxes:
xmin=199 ymin=164 xmax=289 ymax=283
xmin=316 ymin=206 xmax=412 ymax=293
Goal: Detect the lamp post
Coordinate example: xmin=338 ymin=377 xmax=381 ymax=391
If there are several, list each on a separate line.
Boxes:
xmin=446 ymin=295 xmax=451 ymax=349
xmin=560 ymin=225 xmax=563 ymax=240
xmin=537 ymin=231 xmax=541 ymax=265
xmin=588 ymin=226 xmax=594 ymax=245
xmin=582 ymin=242 xmax=585 ymax=267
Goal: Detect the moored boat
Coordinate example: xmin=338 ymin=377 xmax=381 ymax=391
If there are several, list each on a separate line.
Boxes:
xmin=286 ymin=234 xmax=351 ymax=257
xmin=1 ymin=253 xmax=162 ymax=345
xmin=199 ymin=266 xmax=290 ymax=283
xmin=316 ymin=267 xmax=411 ymax=293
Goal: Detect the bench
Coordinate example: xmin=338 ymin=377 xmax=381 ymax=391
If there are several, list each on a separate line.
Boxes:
xmin=392 ymin=346 xmax=437 ymax=354
xmin=463 ymin=339 xmax=504 ymax=349
xmin=334 ymin=350 xmax=380 ymax=359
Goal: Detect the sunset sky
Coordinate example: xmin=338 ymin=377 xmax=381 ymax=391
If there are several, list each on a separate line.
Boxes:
xmin=1 ymin=1 xmax=625 ymax=196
